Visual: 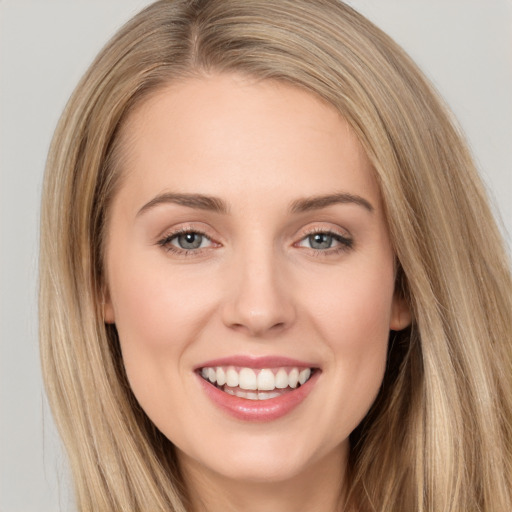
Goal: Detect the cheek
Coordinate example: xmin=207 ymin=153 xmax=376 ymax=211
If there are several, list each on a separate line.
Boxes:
xmin=106 ymin=255 xmax=220 ymax=405
xmin=301 ymin=260 xmax=394 ymax=426
xmin=307 ymin=258 xmax=395 ymax=344
xmin=110 ymin=258 xmax=217 ymax=347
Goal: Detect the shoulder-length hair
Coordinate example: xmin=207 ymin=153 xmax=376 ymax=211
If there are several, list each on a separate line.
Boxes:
xmin=40 ymin=1 xmax=512 ymax=510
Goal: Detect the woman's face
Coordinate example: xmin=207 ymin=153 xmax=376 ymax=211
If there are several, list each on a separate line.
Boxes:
xmin=104 ymin=74 xmax=409 ymax=486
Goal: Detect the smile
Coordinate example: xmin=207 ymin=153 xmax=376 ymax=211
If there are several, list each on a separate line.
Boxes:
xmin=196 ymin=357 xmax=320 ymax=421
xmin=200 ymin=366 xmax=313 ymax=400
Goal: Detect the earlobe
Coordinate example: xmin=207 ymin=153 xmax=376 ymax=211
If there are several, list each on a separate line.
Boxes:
xmin=390 ymin=295 xmax=412 ymax=331
xmin=102 ymin=288 xmax=116 ymax=324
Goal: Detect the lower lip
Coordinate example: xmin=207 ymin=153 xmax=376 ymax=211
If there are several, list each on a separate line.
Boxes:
xmin=197 ymin=371 xmax=320 ymax=422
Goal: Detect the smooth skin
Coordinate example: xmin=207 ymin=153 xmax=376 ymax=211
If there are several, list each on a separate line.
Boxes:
xmin=103 ymin=73 xmax=411 ymax=512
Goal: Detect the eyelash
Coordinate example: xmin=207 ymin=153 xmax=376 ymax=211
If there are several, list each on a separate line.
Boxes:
xmin=157 ymin=227 xmax=214 ymax=256
xmin=156 ymin=227 xmax=354 ymax=257
xmin=296 ymin=227 xmax=354 ymax=256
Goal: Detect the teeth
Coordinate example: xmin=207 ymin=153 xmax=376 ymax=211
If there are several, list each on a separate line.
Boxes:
xmin=257 ymin=369 xmax=275 ymax=390
xmin=288 ymin=368 xmax=299 ymax=388
xmin=259 ymin=391 xmax=281 ymax=400
xmin=226 ymin=367 xmax=239 ymax=387
xmin=299 ymin=368 xmax=311 ymax=385
xmin=207 ymin=367 xmax=217 ymax=383
xmin=216 ymin=367 xmax=226 ymax=386
xmin=201 ymin=365 xmax=313 ymax=393
xmin=224 ymin=389 xmax=284 ymax=400
xmin=239 ymin=368 xmax=257 ymax=390
xmin=275 ymin=368 xmax=288 ymax=389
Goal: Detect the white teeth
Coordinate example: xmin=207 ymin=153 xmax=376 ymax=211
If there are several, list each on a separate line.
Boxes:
xmin=226 ymin=367 xmax=239 ymax=387
xmin=257 ymin=369 xmax=275 ymax=390
xmin=259 ymin=391 xmax=281 ymax=400
xmin=227 ymin=389 xmax=281 ymax=400
xmin=239 ymin=368 xmax=257 ymax=390
xmin=275 ymin=368 xmax=289 ymax=389
xmin=201 ymin=365 xmax=314 ymax=393
xmin=216 ymin=367 xmax=226 ymax=386
xmin=299 ymin=368 xmax=311 ymax=385
xmin=207 ymin=367 xmax=217 ymax=383
xmin=288 ymin=368 xmax=299 ymax=388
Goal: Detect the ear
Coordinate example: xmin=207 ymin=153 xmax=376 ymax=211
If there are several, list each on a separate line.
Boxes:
xmin=102 ymin=287 xmax=116 ymax=324
xmin=390 ymin=293 xmax=412 ymax=331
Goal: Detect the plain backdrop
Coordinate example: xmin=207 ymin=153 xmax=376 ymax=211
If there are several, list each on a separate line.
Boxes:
xmin=1 ymin=1 xmax=510 ymax=510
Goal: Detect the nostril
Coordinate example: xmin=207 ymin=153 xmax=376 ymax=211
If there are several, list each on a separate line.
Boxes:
xmin=228 ymin=319 xmax=288 ymax=337
xmin=220 ymin=270 xmax=297 ymax=335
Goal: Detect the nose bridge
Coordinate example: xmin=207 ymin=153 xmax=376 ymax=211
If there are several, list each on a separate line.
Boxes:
xmin=222 ymin=240 xmax=296 ymax=336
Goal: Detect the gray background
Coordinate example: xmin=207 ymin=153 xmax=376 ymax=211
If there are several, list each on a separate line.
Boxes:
xmin=1 ymin=1 xmax=510 ymax=510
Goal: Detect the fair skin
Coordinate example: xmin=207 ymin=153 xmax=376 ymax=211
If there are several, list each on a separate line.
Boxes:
xmin=103 ymin=73 xmax=410 ymax=512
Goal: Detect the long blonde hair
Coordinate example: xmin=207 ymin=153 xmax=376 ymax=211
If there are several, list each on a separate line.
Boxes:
xmin=40 ymin=1 xmax=512 ymax=510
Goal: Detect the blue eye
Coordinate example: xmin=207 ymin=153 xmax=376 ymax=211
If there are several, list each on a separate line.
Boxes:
xmin=158 ymin=230 xmax=213 ymax=253
xmin=298 ymin=231 xmax=353 ymax=252
xmin=173 ymin=232 xmax=206 ymax=250
xmin=308 ymin=233 xmax=335 ymax=250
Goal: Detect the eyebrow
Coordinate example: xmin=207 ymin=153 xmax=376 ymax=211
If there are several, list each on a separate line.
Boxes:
xmin=137 ymin=192 xmax=229 ymax=217
xmin=289 ymin=193 xmax=374 ymax=213
xmin=136 ymin=191 xmax=374 ymax=217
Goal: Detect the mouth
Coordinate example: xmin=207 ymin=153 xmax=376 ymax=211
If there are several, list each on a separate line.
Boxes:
xmin=198 ymin=365 xmax=315 ymax=400
xmin=195 ymin=358 xmax=320 ymax=421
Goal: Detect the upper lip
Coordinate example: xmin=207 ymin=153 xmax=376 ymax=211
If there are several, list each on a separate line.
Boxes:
xmin=194 ymin=355 xmax=318 ymax=370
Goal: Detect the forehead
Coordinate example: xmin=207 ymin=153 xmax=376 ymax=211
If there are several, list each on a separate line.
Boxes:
xmin=114 ymin=73 xmax=381 ymax=212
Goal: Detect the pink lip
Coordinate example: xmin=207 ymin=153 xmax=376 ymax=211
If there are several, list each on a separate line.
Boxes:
xmin=195 ymin=355 xmax=316 ymax=370
xmin=196 ymin=367 xmax=320 ymax=422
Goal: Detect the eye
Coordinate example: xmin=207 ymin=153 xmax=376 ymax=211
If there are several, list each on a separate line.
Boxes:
xmin=172 ymin=232 xmax=209 ymax=250
xmin=157 ymin=229 xmax=216 ymax=254
xmin=297 ymin=230 xmax=353 ymax=252
xmin=306 ymin=233 xmax=335 ymax=250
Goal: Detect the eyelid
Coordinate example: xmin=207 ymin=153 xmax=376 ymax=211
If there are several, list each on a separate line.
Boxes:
xmin=295 ymin=223 xmax=352 ymax=241
xmin=156 ymin=221 xmax=218 ymax=242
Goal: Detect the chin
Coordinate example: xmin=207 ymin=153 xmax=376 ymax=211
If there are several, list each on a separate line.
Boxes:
xmin=176 ymin=426 xmax=345 ymax=487
xmin=193 ymin=452 xmax=312 ymax=485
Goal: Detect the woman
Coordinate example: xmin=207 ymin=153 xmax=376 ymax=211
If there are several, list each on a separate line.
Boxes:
xmin=39 ymin=0 xmax=512 ymax=510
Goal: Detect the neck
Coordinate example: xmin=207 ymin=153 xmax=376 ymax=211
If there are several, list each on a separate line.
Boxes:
xmin=179 ymin=443 xmax=349 ymax=512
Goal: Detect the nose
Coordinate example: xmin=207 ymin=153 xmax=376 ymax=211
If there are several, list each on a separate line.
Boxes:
xmin=221 ymin=248 xmax=296 ymax=337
